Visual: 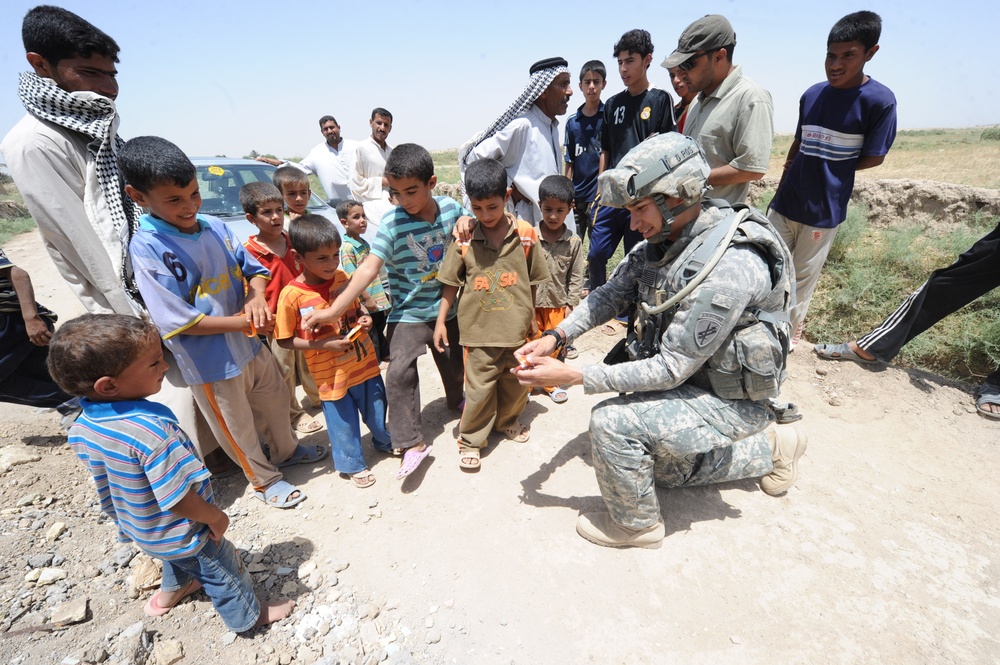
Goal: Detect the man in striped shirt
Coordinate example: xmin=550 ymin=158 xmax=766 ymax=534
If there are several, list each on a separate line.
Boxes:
xmin=48 ymin=314 xmax=295 ymax=631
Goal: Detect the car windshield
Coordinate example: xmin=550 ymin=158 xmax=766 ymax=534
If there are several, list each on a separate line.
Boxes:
xmin=194 ymin=162 xmax=328 ymax=217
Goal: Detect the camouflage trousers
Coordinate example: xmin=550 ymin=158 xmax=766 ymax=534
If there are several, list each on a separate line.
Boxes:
xmin=590 ymin=383 xmax=775 ymax=529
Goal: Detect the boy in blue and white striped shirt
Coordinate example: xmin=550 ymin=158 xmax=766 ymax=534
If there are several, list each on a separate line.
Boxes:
xmin=48 ymin=314 xmax=295 ymax=632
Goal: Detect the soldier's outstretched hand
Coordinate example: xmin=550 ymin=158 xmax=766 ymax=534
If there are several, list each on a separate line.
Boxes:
xmin=512 ymin=355 xmax=583 ymax=388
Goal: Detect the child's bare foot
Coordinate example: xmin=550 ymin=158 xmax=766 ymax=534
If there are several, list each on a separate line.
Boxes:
xmin=254 ymin=598 xmax=295 ymax=627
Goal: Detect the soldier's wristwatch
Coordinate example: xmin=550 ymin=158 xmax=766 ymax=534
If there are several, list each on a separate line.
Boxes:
xmin=541 ymin=329 xmax=566 ymax=351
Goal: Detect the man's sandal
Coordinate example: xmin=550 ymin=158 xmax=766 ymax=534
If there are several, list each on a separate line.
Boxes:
xmin=458 ymin=445 xmax=481 ymax=470
xmin=813 ymin=342 xmax=879 ymax=366
xmin=975 ymin=383 xmax=1000 ymax=420
xmin=254 ymin=480 xmax=306 ymax=509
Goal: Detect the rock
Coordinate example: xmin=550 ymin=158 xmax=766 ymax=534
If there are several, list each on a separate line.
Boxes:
xmin=280 ymin=580 xmax=299 ymax=596
xmin=331 ymin=560 xmax=349 ymax=573
xmin=276 ymin=566 xmax=294 ymax=576
xmin=37 ymin=568 xmax=68 ymax=585
xmin=51 ymin=596 xmax=89 ymax=625
xmin=45 ymin=521 xmax=67 ymax=544
xmin=425 ymin=630 xmax=441 ymax=644
xmin=368 ymin=497 xmax=378 ymax=509
xmin=222 ymin=631 xmax=237 ymax=645
xmin=113 ymin=545 xmax=137 ymax=568
xmin=153 ymin=639 xmax=184 ymax=665
xmin=443 ymin=599 xmax=454 ymax=609
xmin=81 ymin=647 xmax=108 ymax=663
xmin=60 ymin=657 xmax=81 ymax=665
xmin=116 ymin=621 xmax=149 ymax=665
xmin=0 ymin=445 xmax=41 ymax=474
xmin=424 ymin=617 xmax=434 ymax=629
xmin=296 ymin=646 xmax=318 ymax=665
xmin=359 ymin=619 xmax=380 ymax=644
xmin=292 ymin=535 xmax=310 ymax=546
xmin=730 ymin=635 xmax=742 ymax=644
xmin=279 ymin=654 xmax=292 ymax=665
xmin=261 ymin=644 xmax=275 ymax=655
xmin=24 ymin=568 xmax=41 ymax=582
xmin=27 ymin=552 xmax=53 ymax=568
xmin=327 ymin=573 xmax=339 ymax=587
xmin=16 ymin=493 xmax=40 ymax=507
xmin=248 ymin=563 xmax=268 ymax=574
xmin=298 ymin=560 xmax=317 ymax=579
xmin=829 ymin=397 xmax=844 ymax=407
xmin=363 ymin=603 xmax=380 ymax=619
xmin=815 ymin=367 xmax=828 ymax=376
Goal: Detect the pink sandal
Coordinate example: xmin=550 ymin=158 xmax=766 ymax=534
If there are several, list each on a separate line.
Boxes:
xmin=144 ymin=579 xmax=202 ymax=617
xmin=396 ymin=444 xmax=433 ymax=479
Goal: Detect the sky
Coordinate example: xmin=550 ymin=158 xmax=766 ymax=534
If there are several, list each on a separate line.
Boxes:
xmin=1 ymin=0 xmax=998 ymax=162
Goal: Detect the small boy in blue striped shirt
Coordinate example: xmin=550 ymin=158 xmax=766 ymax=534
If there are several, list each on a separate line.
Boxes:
xmin=47 ymin=313 xmax=295 ymax=632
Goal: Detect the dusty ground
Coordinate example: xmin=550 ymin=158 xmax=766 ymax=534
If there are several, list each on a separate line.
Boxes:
xmin=1 ymin=228 xmax=999 ymax=665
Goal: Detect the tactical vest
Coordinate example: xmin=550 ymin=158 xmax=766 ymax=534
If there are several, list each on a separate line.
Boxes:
xmin=628 ymin=203 xmax=793 ymax=401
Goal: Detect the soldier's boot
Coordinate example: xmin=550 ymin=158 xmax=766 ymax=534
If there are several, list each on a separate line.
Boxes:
xmin=761 ymin=426 xmax=808 ymax=496
xmin=576 ymin=512 xmax=665 ymax=549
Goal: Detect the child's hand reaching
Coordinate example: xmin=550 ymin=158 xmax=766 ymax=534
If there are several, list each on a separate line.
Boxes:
xmin=358 ymin=315 xmax=373 ymax=331
xmin=454 ymin=215 xmax=476 ymax=243
xmin=432 ymin=321 xmax=449 ymax=353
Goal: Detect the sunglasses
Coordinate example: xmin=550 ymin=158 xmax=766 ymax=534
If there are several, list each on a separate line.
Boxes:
xmin=678 ymin=51 xmax=712 ymax=72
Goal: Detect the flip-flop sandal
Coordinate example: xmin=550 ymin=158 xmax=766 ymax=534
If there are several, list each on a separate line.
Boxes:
xmin=975 ymin=384 xmax=1000 ymax=420
xmin=396 ymin=445 xmax=433 ymax=479
xmin=292 ymin=414 xmax=323 ymax=434
xmin=564 ymin=345 xmax=579 ymax=360
xmin=458 ymin=445 xmax=481 ymax=470
xmin=144 ymin=579 xmax=202 ymax=617
xmin=813 ymin=342 xmax=879 ymax=365
xmin=254 ymin=479 xmax=306 ymax=509
xmin=498 ymin=423 xmax=530 ymax=443
xmin=277 ymin=443 xmax=329 ymax=468
xmin=351 ymin=471 xmax=376 ymax=488
xmin=601 ymin=321 xmax=625 ymax=336
xmin=548 ymin=387 xmax=569 ymax=404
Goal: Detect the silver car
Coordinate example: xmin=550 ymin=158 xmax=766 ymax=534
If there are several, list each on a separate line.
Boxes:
xmin=190 ymin=157 xmax=341 ymax=244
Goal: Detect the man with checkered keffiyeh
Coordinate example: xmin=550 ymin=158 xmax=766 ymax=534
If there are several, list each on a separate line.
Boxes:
xmin=1 ymin=5 xmax=229 ymax=471
xmin=459 ymin=57 xmax=577 ymax=231
xmin=1 ymin=6 xmax=138 ymax=315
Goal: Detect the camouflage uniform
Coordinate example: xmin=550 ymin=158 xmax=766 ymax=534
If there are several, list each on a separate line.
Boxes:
xmin=558 ymin=203 xmax=792 ymax=529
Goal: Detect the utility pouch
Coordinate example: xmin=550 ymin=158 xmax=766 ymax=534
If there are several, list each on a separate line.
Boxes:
xmin=603 ymin=338 xmax=630 ymax=366
xmin=705 ymin=321 xmax=782 ymax=401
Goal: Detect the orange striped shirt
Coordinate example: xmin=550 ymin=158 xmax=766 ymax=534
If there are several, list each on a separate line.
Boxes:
xmin=274 ymin=271 xmax=379 ymax=401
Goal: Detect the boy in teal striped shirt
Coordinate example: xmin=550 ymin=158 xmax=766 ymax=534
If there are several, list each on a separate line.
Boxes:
xmin=304 ymin=144 xmax=470 ymax=479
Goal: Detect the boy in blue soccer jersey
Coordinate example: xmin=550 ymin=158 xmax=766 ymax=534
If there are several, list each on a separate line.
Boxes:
xmin=563 ymin=60 xmax=606 ymax=244
xmin=768 ymin=11 xmax=896 ymax=347
xmin=47 ymin=314 xmax=295 ymax=631
xmin=122 ymin=136 xmax=326 ymax=509
xmin=303 ymin=144 xmax=468 ymax=480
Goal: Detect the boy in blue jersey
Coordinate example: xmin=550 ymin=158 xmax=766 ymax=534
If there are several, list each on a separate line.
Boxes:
xmin=47 ymin=314 xmax=295 ymax=631
xmin=122 ymin=136 xmax=326 ymax=509
xmin=563 ymin=60 xmax=606 ymax=244
xmin=304 ymin=144 xmax=469 ymax=479
xmin=768 ymin=11 xmax=896 ymax=347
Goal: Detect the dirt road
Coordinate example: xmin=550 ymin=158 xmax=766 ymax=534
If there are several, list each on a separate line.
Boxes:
xmin=1 ymin=228 xmax=997 ymax=664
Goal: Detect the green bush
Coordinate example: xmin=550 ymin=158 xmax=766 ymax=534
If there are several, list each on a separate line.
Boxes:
xmin=980 ymin=126 xmax=1000 ymax=141
xmin=0 ymin=216 xmax=37 ymax=244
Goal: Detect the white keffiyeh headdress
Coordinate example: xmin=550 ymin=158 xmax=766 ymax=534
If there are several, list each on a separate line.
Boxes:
xmin=459 ymin=60 xmax=570 ymax=167
xmin=18 ymin=71 xmax=143 ymax=309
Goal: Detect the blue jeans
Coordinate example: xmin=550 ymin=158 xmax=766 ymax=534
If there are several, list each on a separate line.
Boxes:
xmin=321 ymin=375 xmax=392 ymax=474
xmin=588 ymin=204 xmax=642 ymax=291
xmin=161 ymin=537 xmax=259 ymax=633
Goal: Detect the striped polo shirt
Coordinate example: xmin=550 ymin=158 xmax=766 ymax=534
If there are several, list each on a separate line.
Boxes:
xmin=274 ymin=270 xmax=380 ymax=401
xmin=370 ymin=196 xmax=468 ymax=324
xmin=69 ymin=398 xmax=212 ymax=560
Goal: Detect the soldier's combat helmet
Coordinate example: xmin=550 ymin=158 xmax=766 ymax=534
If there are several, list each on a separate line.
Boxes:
xmin=597 ymin=132 xmax=710 ymax=241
